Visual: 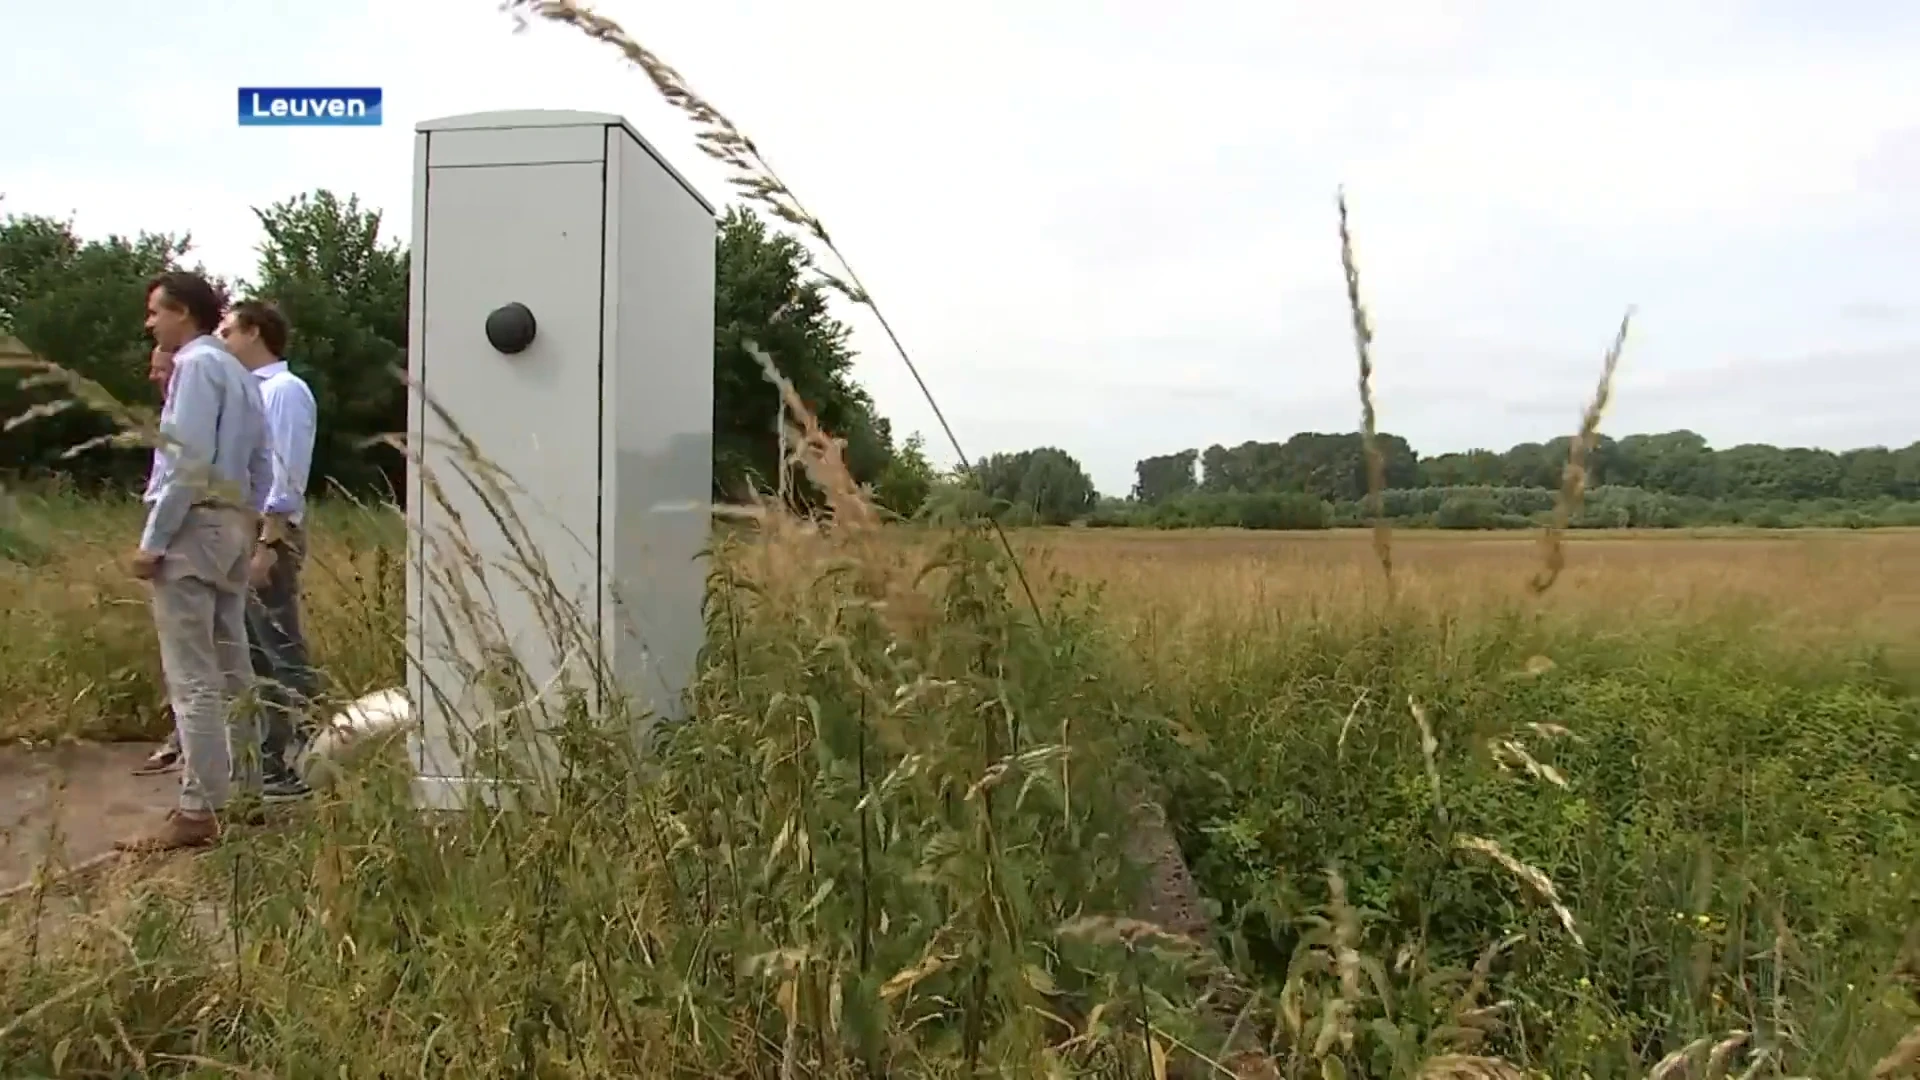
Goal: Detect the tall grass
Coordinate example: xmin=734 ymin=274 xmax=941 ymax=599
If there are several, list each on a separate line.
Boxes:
xmin=7 ymin=490 xmax=1920 ymax=1073
xmin=0 ymin=484 xmax=402 ymax=746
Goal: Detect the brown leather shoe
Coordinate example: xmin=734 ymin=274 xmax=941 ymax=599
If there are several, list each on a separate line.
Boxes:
xmin=115 ymin=810 xmax=220 ymax=852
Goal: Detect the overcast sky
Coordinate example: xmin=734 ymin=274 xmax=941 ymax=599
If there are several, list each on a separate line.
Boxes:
xmin=7 ymin=0 xmax=1918 ymax=494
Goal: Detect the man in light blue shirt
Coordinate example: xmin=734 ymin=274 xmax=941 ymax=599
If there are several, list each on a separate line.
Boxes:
xmin=133 ymin=301 xmax=324 ymax=799
xmin=118 ymin=271 xmax=273 ymax=852
xmin=218 ymin=299 xmax=320 ymax=801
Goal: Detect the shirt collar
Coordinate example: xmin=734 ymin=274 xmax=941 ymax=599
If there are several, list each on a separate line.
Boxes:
xmin=162 ymin=334 xmax=221 ymax=397
xmin=253 ymin=358 xmax=290 ymax=379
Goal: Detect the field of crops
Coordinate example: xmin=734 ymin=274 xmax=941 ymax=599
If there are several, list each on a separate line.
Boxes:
xmin=4 ymin=491 xmax=1919 ymax=1076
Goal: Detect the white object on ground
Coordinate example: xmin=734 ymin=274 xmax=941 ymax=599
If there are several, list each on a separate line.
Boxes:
xmin=299 ymin=686 xmax=414 ymax=778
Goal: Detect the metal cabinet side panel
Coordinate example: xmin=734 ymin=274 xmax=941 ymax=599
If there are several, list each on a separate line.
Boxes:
xmin=412 ymin=158 xmax=609 ymax=790
xmin=603 ymin=129 xmax=716 ymax=728
xmin=597 ymin=130 xmax=622 ymax=725
xmin=405 ymin=131 xmax=430 ymax=746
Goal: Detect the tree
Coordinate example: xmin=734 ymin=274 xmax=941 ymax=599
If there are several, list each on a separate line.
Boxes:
xmin=1892 ymin=443 xmax=1920 ymax=499
xmin=872 ymin=431 xmax=936 ymax=518
xmin=713 ymin=207 xmax=895 ymax=504
xmin=1132 ymin=449 xmax=1198 ymax=504
xmin=974 ymin=447 xmax=1098 ymax=525
xmin=1420 ymin=448 xmax=1504 ymax=487
xmin=1132 ymin=424 xmax=1920 ymax=531
xmin=1839 ymin=447 xmax=1898 ymax=500
xmin=0 ymin=210 xmax=191 ymax=485
xmin=920 ymin=469 xmax=997 ymax=524
xmin=1498 ymin=442 xmax=1562 ymax=489
xmin=1613 ymin=431 xmax=1721 ymax=497
xmin=246 ymin=190 xmax=409 ymax=498
xmin=1779 ymin=447 xmax=1842 ymax=500
xmin=1195 ymin=433 xmax=1417 ymax=500
xmin=1434 ymin=493 xmax=1502 ymax=530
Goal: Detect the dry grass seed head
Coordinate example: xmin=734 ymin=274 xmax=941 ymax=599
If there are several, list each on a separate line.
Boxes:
xmin=1488 ymin=737 xmax=1568 ymax=789
xmin=1417 ymin=1055 xmax=1526 ymax=1080
xmin=1454 ymin=835 xmax=1582 ymax=948
xmin=742 ymin=341 xmax=939 ymax=637
xmin=1453 ymin=932 xmax=1523 ymax=1023
xmin=1320 ymin=868 xmax=1363 ymax=1056
xmin=1408 ymin=697 xmax=1447 ymax=826
xmin=1529 ymin=308 xmax=1632 ymax=596
xmin=1703 ymin=1031 xmax=1752 ymax=1078
xmin=1336 ymin=189 xmax=1392 ymax=593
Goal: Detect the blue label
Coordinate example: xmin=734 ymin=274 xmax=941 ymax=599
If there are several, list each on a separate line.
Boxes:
xmin=238 ymin=87 xmax=382 ymax=127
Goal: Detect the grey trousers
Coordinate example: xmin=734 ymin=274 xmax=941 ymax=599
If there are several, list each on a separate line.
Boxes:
xmin=246 ymin=525 xmax=317 ymax=775
xmin=150 ymin=506 xmax=258 ymax=813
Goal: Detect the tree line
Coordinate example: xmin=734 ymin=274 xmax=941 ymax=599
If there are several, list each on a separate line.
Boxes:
xmin=0 ymin=190 xmax=938 ymax=516
xmin=1118 ymin=431 xmax=1920 ymax=530
xmin=910 ymin=429 xmax=1920 ymax=532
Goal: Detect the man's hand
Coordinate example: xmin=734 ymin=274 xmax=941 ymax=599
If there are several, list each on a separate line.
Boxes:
xmin=130 ymin=550 xmax=163 ymax=581
xmin=248 ymin=544 xmax=277 ymax=589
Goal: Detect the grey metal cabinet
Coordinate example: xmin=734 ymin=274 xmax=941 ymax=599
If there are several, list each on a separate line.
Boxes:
xmin=404 ymin=109 xmax=715 ymax=809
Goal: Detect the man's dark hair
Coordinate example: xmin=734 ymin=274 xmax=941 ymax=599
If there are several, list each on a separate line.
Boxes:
xmin=229 ymin=299 xmax=292 ymax=358
xmin=146 ymin=271 xmax=225 ymax=336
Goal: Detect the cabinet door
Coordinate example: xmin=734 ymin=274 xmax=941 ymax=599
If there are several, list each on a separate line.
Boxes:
xmin=412 ymin=158 xmax=606 ymax=791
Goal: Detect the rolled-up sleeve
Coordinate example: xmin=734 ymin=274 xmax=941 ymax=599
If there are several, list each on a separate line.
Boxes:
xmin=248 ymin=412 xmax=274 ymax=514
xmin=261 ymin=379 xmax=316 ymax=516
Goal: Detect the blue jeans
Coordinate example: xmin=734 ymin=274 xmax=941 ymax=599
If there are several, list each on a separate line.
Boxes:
xmin=247 ymin=525 xmax=319 ymax=778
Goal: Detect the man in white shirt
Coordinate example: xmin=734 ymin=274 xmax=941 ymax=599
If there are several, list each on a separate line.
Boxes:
xmin=217 ymin=299 xmax=320 ymax=802
xmin=118 ymin=272 xmax=273 ymax=852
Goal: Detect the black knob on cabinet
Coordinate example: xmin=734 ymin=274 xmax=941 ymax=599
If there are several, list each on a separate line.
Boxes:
xmin=485 ymin=302 xmax=537 ymax=355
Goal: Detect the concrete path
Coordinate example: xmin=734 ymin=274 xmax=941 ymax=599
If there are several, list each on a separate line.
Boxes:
xmin=0 ymin=742 xmax=176 ymax=896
